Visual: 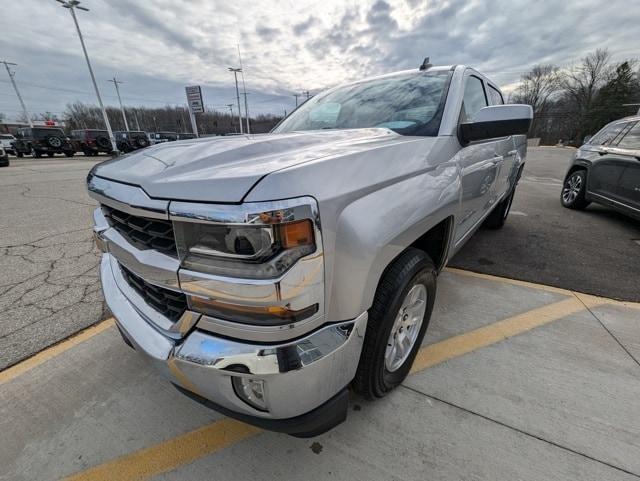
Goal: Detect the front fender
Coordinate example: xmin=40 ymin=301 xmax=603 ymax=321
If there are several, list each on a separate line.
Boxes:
xmin=327 ymin=164 xmax=459 ymax=321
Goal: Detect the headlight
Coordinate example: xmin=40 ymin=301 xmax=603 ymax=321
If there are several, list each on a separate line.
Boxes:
xmin=171 ymin=197 xmax=320 ymax=280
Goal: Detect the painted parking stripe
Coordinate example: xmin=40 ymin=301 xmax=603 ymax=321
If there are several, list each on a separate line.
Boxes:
xmin=446 ymin=267 xmax=640 ymax=310
xmin=411 ymin=296 xmax=598 ymax=373
xmin=0 ymin=318 xmax=115 ymax=385
xmin=59 ymin=297 xmax=599 ymax=481
xmin=62 ymin=419 xmax=259 ymax=481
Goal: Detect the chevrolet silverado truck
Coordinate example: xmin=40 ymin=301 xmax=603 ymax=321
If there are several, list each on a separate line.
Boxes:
xmin=89 ymin=64 xmax=532 ymax=437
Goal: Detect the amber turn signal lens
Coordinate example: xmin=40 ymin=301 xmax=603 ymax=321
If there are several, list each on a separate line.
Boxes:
xmin=277 ymin=219 xmax=314 ymax=248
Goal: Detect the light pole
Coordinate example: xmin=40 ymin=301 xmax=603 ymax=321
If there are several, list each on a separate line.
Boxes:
xmin=293 ymin=93 xmax=300 ymax=107
xmin=227 ymin=104 xmax=236 ymax=133
xmin=0 ymin=61 xmax=33 ymax=127
xmin=237 ymin=45 xmax=250 ymax=134
xmin=56 ymin=0 xmax=118 ymax=153
xmin=108 ymin=76 xmax=129 ymax=131
xmin=228 ymin=67 xmax=244 ymax=134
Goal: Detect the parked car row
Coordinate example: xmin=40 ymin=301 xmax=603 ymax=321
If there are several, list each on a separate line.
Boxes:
xmin=1 ymin=128 xmax=198 ymax=159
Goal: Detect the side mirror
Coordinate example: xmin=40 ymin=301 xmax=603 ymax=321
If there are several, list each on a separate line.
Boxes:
xmin=460 ymin=104 xmax=533 ymax=144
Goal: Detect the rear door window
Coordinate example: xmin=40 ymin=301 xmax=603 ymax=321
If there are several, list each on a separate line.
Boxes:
xmin=588 ymin=122 xmax=629 ymax=146
xmin=487 ymin=85 xmax=504 ymax=105
xmin=614 ymin=122 xmax=640 ymax=150
xmin=461 ymin=75 xmax=488 ymax=122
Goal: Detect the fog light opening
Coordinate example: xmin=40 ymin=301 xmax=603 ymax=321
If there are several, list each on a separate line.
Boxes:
xmin=232 ymin=376 xmax=269 ymax=412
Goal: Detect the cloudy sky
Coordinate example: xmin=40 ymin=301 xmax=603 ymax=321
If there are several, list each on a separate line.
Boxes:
xmin=1 ymin=0 xmax=638 ymax=121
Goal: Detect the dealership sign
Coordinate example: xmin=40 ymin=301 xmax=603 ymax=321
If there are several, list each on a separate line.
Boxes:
xmin=185 ymin=85 xmax=204 ymax=114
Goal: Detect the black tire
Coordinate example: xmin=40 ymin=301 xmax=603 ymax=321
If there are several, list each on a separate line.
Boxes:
xmin=47 ymin=152 xmax=54 ymax=157
xmin=561 ymin=169 xmax=590 ymax=210
xmin=484 ymin=187 xmax=516 ymax=229
xmin=96 ymin=136 xmax=111 ymax=149
xmin=17 ymin=151 xmax=23 ymax=158
xmin=352 ymin=248 xmax=437 ymax=399
xmin=31 ymin=147 xmax=42 ymax=158
xmin=64 ymin=151 xmax=75 ymax=157
xmin=46 ymin=135 xmax=63 ymax=148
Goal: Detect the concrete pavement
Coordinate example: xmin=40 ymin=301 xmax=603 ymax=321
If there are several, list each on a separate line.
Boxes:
xmin=2 ymin=269 xmax=639 ymax=481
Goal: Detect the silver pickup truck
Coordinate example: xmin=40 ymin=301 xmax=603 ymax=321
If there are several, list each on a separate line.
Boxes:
xmin=88 ymin=64 xmax=532 ymax=437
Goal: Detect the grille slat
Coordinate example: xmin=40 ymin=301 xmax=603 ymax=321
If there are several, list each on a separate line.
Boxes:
xmin=120 ymin=265 xmax=187 ymax=322
xmin=103 ymin=205 xmax=177 ymax=256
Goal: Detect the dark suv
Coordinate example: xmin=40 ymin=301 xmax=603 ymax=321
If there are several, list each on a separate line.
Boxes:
xmin=70 ymin=129 xmax=113 ymax=156
xmin=114 ymin=131 xmax=150 ymax=153
xmin=13 ymin=127 xmax=75 ymax=158
xmin=149 ymin=131 xmax=178 ymax=144
xmin=561 ymin=115 xmax=640 ymax=220
xmin=177 ymin=133 xmax=197 ymax=140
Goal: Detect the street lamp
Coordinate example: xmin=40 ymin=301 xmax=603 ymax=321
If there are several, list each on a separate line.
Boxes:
xmin=55 ymin=0 xmax=118 ymax=153
xmin=108 ymin=77 xmax=129 ymax=131
xmin=0 ymin=61 xmax=33 ymax=127
xmin=228 ymin=67 xmax=244 ymax=134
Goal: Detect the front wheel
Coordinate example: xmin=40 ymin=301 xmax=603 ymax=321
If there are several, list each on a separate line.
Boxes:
xmin=561 ymin=169 xmax=590 ymax=209
xmin=64 ymin=151 xmax=75 ymax=157
xmin=17 ymin=151 xmax=23 ymax=158
xmin=352 ymin=248 xmax=437 ymax=399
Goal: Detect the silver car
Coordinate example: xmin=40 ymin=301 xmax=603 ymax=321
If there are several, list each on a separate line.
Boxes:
xmin=88 ymin=64 xmax=532 ymax=437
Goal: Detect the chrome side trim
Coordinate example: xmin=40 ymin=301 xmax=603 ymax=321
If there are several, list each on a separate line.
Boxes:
xmin=588 ymin=191 xmax=640 ymax=213
xmin=88 ymin=175 xmax=169 ymax=220
xmin=108 ymin=254 xmax=200 ymax=337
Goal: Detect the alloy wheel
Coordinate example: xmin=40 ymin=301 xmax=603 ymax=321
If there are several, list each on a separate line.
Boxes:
xmin=384 ymin=284 xmax=427 ymax=372
xmin=562 ymin=173 xmax=582 ymax=204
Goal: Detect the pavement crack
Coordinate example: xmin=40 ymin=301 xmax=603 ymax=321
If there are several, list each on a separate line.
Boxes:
xmin=400 ymin=384 xmax=640 ymax=479
xmin=572 ymin=293 xmax=640 ymax=370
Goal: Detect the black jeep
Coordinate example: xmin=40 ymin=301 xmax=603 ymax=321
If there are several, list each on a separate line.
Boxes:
xmin=70 ymin=129 xmax=113 ymax=156
xmin=13 ymin=127 xmax=75 ymax=158
xmin=114 ymin=131 xmax=150 ymax=153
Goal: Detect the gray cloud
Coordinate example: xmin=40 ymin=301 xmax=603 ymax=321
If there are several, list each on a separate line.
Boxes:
xmin=1 ymin=0 xmax=639 ymax=119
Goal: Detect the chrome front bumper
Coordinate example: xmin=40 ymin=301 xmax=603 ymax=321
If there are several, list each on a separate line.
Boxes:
xmin=101 ymin=253 xmax=367 ymax=421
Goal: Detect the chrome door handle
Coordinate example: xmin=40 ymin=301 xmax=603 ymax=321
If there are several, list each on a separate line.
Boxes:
xmin=507 ymin=150 xmax=518 ymax=156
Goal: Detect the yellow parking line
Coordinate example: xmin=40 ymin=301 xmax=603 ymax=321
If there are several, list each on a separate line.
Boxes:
xmin=61 ymin=419 xmax=260 ymax=481
xmin=60 ymin=297 xmax=598 ymax=481
xmin=0 ymin=318 xmax=115 ymax=385
xmin=445 ymin=267 xmax=575 ymax=296
xmin=411 ymin=296 xmax=595 ymax=373
xmin=445 ymin=267 xmax=640 ymax=309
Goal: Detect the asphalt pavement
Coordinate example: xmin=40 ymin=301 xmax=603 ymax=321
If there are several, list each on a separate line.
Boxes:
xmin=0 ymin=155 xmax=104 ymax=370
xmin=452 ymin=146 xmax=640 ymax=302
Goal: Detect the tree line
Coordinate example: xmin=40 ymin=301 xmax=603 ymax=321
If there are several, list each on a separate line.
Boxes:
xmin=2 ymin=103 xmax=282 ymax=136
xmin=510 ymin=49 xmax=640 ymax=145
xmin=62 ymin=103 xmax=283 ymax=135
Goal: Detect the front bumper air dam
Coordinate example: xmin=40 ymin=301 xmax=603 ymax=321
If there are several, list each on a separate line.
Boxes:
xmin=100 ymin=254 xmax=368 ymax=437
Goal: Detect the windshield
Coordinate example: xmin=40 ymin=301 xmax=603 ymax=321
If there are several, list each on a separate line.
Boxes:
xmin=273 ymin=70 xmax=451 ymax=136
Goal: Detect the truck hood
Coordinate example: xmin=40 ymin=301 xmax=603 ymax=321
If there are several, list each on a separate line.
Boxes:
xmin=92 ymin=128 xmax=413 ymax=202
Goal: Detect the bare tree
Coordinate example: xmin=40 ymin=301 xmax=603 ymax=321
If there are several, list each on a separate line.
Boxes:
xmin=561 ymin=49 xmax=612 ymax=139
xmin=512 ymin=64 xmax=561 ymax=113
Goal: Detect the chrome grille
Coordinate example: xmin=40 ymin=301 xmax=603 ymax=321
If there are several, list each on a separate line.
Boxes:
xmin=102 ymin=205 xmax=177 ymax=256
xmin=120 ymin=265 xmax=187 ymax=321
